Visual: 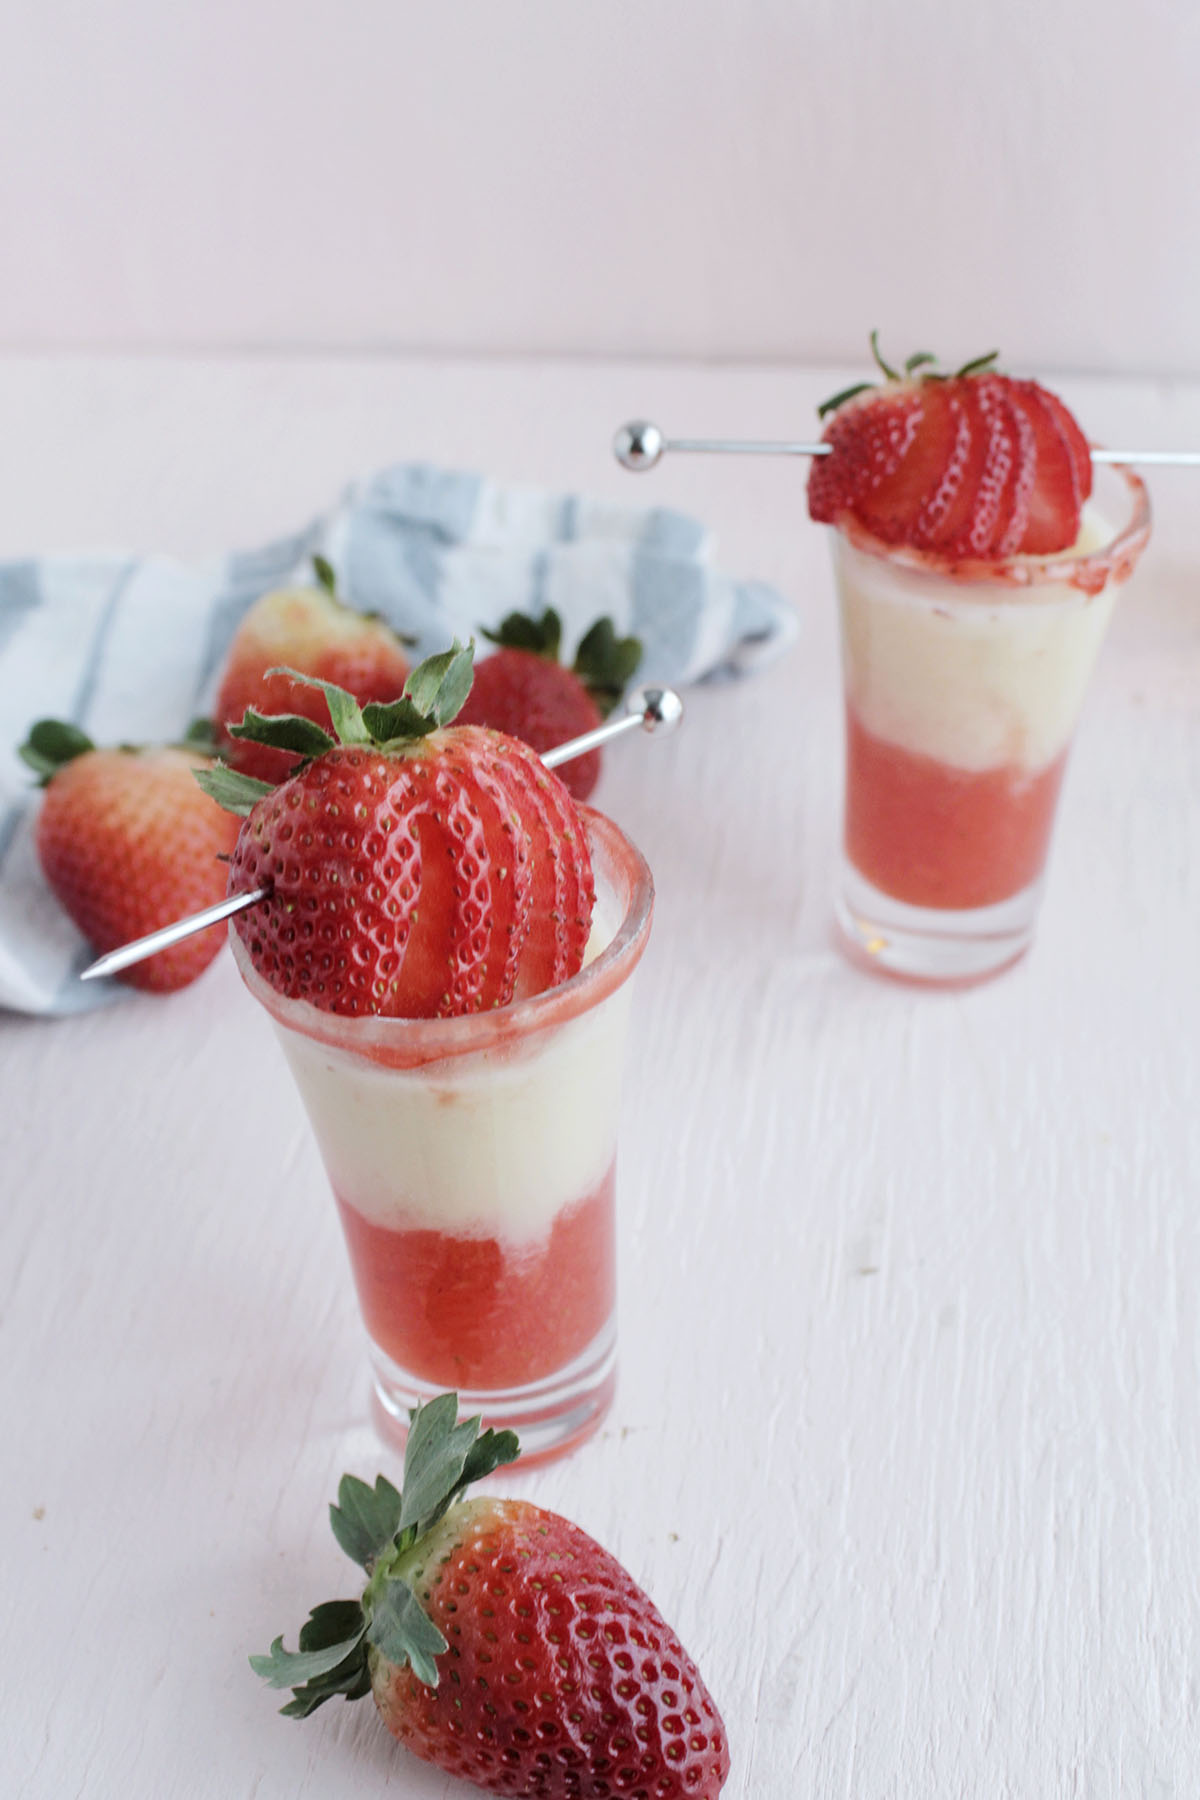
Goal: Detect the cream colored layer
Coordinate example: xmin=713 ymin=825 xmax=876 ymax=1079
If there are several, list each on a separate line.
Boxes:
xmin=277 ymin=980 xmax=633 ymax=1243
xmin=835 ymin=514 xmax=1121 ymax=773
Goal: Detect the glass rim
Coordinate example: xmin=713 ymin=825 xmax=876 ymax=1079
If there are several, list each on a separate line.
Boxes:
xmin=832 ymin=458 xmax=1151 ymax=598
xmin=229 ymin=804 xmax=654 ymax=1068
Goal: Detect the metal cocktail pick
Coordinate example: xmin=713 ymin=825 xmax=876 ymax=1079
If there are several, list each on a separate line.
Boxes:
xmin=613 ymin=419 xmax=1200 ymax=472
xmin=78 ymin=683 xmax=684 ymax=983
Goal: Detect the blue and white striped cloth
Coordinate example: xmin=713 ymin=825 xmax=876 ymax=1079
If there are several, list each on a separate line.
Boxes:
xmin=0 ymin=462 xmax=797 ymax=1014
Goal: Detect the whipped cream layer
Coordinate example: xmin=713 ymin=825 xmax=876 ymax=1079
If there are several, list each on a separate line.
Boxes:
xmin=274 ymin=884 xmax=635 ymax=1246
xmin=834 ymin=506 xmax=1123 ymax=774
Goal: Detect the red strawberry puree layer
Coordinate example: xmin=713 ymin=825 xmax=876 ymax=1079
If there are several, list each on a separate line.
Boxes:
xmin=336 ymin=1167 xmax=615 ymax=1391
xmin=845 ymin=707 xmax=1069 ymax=910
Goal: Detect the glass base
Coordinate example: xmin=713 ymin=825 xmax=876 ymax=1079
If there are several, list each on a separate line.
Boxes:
xmin=368 ymin=1319 xmax=617 ymax=1469
xmin=835 ymin=861 xmax=1042 ymax=986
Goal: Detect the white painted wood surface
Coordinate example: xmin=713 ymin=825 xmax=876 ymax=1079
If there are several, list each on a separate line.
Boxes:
xmin=2 ymin=354 xmax=1198 ymax=1797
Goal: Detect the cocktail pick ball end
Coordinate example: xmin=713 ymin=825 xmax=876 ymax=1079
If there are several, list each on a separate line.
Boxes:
xmin=628 ymin=685 xmax=684 ymax=734
xmin=613 ymin=421 xmax=664 ymax=471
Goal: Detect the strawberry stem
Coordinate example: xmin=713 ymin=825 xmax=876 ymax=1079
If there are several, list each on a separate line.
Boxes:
xmin=955 ymin=349 xmax=1001 ymax=378
xmin=869 ymin=330 xmax=901 ymax=381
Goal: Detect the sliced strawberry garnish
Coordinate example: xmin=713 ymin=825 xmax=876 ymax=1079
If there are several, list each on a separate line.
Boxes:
xmin=808 ymin=345 xmax=1094 ymax=562
xmin=1013 ymin=378 xmax=1091 ymax=554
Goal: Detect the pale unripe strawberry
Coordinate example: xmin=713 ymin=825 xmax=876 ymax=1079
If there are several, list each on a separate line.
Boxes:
xmin=215 ymin=557 xmax=411 ymax=785
xmin=252 ymin=1395 xmax=730 ymax=1800
xmin=20 ymin=722 xmax=240 ymax=993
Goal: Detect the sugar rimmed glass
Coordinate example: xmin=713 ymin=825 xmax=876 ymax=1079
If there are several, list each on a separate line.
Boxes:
xmin=829 ymin=462 xmax=1151 ymax=984
xmin=232 ymin=808 xmax=653 ymax=1466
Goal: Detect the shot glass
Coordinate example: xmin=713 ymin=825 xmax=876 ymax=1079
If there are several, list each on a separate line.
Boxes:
xmin=232 ymin=808 xmax=653 ymax=1465
xmin=830 ymin=461 xmax=1151 ymax=984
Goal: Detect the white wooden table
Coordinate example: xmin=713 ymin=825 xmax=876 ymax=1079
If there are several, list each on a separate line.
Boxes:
xmin=3 ymin=353 xmax=1198 ymax=1798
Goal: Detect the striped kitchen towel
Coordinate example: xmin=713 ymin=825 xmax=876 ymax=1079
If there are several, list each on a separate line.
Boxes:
xmin=0 ymin=462 xmax=797 ymax=1015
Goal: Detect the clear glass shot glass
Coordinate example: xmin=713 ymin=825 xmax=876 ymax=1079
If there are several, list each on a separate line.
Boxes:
xmin=829 ymin=461 xmax=1151 ymax=984
xmin=232 ymin=808 xmax=653 ymax=1466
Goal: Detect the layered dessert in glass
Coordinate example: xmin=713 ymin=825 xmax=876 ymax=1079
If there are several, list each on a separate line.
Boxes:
xmin=809 ymin=350 xmax=1151 ymax=982
xmin=232 ymin=807 xmax=652 ymax=1464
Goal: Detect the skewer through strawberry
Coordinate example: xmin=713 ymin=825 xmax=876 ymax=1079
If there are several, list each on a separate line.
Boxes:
xmin=806 ymin=339 xmax=1094 ymax=558
xmin=198 ymin=642 xmax=595 ymax=1019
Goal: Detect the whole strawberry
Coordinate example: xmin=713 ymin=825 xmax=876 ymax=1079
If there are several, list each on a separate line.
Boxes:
xmin=19 ymin=720 xmax=240 ymax=993
xmin=455 ymin=609 xmax=642 ymax=801
xmin=807 ymin=335 xmax=1093 ymax=559
xmin=214 ymin=556 xmax=411 ymax=785
xmin=252 ymin=1393 xmax=730 ymax=1800
xmin=201 ymin=643 xmax=595 ymax=1019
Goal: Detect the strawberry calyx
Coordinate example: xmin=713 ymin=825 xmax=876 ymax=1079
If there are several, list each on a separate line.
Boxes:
xmin=817 ymin=333 xmax=1002 ymax=419
xmin=197 ymin=641 xmax=477 ymax=816
xmin=19 ymin=719 xmax=97 ymax=786
xmin=251 ymin=1393 xmax=519 ymax=1717
xmin=483 ymin=607 xmax=642 ymax=719
xmin=19 ymin=716 xmax=220 ymax=787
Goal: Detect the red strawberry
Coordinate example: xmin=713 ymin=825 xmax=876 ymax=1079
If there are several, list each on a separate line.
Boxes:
xmin=20 ymin=720 xmax=240 ymax=993
xmin=251 ymin=1393 xmax=730 ymax=1800
xmin=807 ymin=339 xmax=1093 ymax=558
xmin=214 ymin=557 xmax=411 ymax=786
xmin=204 ymin=644 xmax=595 ymax=1019
xmin=455 ymin=610 xmax=642 ymax=801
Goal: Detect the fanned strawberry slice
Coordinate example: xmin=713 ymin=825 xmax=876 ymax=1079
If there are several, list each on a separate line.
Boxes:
xmin=907 ymin=381 xmax=975 ymax=551
xmin=494 ymin=743 xmax=595 ymax=999
xmin=438 ymin=727 xmax=534 ymax=1012
xmin=1013 ymin=378 xmax=1093 ymax=554
xmin=388 ymin=754 xmax=505 ymax=1020
xmin=990 ymin=385 xmax=1038 ymax=556
xmin=928 ymin=378 xmax=996 ymax=556
xmin=807 ymin=382 xmax=924 ymax=529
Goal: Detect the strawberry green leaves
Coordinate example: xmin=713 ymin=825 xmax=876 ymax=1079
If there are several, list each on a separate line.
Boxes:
xmin=198 ymin=643 xmax=480 ymax=815
xmin=252 ymin=1393 xmax=521 ymax=1714
xmin=192 ymin=763 xmax=275 ymax=816
xmin=390 ymin=641 xmax=476 ymax=733
xmin=330 ymin=1474 xmax=403 ymax=1569
xmin=18 ymin=719 xmax=96 ymax=786
xmin=394 ymin=1391 xmax=518 ymax=1539
xmin=573 ymin=617 xmax=643 ymax=716
xmin=481 ymin=606 xmax=642 ymax=718
xmin=366 ymin=1579 xmax=448 ymax=1689
xmin=251 ymin=1600 xmax=370 ymax=1715
xmin=483 ymin=606 xmax=564 ymax=660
